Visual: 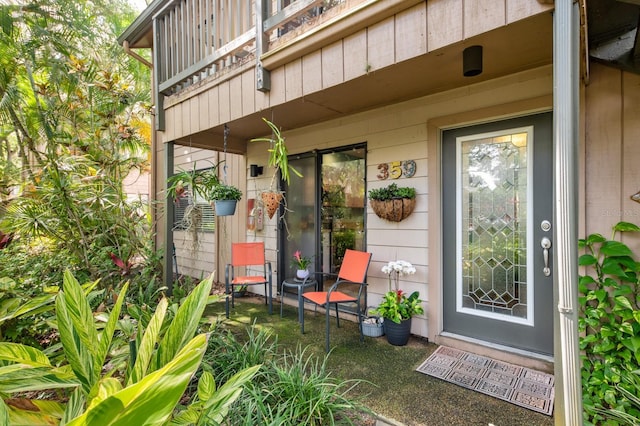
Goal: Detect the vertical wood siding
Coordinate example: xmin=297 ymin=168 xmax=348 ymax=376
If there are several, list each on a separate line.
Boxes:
xmin=171 ymin=148 xmax=247 ymax=282
xmin=584 ymin=63 xmax=640 ymax=252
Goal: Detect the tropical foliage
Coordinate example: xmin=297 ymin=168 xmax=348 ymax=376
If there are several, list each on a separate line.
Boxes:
xmin=251 ymin=118 xmax=302 ymax=187
xmin=0 ymin=271 xmax=258 ymax=425
xmin=0 ymin=0 xmax=154 ymax=293
xmin=374 ymin=290 xmax=424 ymax=324
xmin=579 ymin=221 xmax=640 ymax=425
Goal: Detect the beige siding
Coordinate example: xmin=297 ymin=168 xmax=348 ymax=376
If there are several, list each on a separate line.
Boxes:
xmin=302 ymin=51 xmax=323 ymax=95
xmin=170 ymin=148 xmax=247 ymax=282
xmin=160 ymin=0 xmax=551 ymax=142
xmin=243 ymin=66 xmax=554 ymax=338
xmin=584 ymin=63 xmax=640 ymax=252
xmin=367 ymin=16 xmax=395 ymax=71
xmin=343 ymin=31 xmax=368 ymax=81
xmin=464 ymin=0 xmax=505 ymax=38
xmin=322 ymin=40 xmax=344 ymax=88
xmin=207 ymin=85 xmax=220 ymax=125
xmin=507 ymin=0 xmax=551 ymax=23
xmin=241 ymin=69 xmax=256 ymax=115
xmin=427 ymin=0 xmax=462 ymax=51
xmin=395 ymin=3 xmax=426 ymax=61
xmin=285 ymin=59 xmax=303 ymax=101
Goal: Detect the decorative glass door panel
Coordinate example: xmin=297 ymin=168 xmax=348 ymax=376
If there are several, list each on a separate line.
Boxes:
xmin=457 ymin=129 xmax=532 ymax=325
xmin=443 ymin=112 xmax=553 ymax=356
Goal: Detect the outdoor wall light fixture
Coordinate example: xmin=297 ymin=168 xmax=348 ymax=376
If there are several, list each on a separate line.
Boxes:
xmin=463 ymin=45 xmax=483 ymax=77
xmin=250 ymin=164 xmax=264 ymax=177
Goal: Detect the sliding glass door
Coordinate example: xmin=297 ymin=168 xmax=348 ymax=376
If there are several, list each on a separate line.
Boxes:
xmin=281 ymin=144 xmax=366 ymax=289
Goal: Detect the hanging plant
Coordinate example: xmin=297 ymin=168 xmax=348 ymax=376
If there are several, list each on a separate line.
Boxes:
xmin=166 ymin=160 xmax=223 ymax=248
xmin=251 ymin=118 xmax=303 ymax=218
xmin=368 ymin=183 xmax=416 ymax=222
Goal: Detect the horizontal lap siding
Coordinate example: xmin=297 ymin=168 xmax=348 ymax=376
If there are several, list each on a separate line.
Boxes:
xmin=275 ymin=66 xmax=551 ymax=338
xmin=161 ymin=0 xmax=549 ymax=141
xmin=157 ymin=0 xmax=554 ymax=336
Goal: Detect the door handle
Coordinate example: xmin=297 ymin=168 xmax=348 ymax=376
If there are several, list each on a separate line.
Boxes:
xmin=541 ymin=237 xmax=552 ymax=277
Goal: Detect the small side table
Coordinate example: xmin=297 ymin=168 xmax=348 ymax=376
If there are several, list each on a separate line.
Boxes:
xmin=280 ymin=278 xmax=318 ymax=324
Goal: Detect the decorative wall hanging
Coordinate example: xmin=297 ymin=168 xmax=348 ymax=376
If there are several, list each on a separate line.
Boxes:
xmin=368 ymin=183 xmax=416 ymax=222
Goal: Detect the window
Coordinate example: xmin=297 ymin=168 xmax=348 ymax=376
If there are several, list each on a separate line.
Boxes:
xmin=173 ymin=187 xmax=215 ymax=232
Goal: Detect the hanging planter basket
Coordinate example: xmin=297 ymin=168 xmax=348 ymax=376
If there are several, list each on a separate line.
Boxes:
xmin=213 ymin=200 xmax=238 ymax=216
xmin=261 ymin=192 xmax=283 ymax=219
xmin=370 ymin=197 xmax=416 ymax=222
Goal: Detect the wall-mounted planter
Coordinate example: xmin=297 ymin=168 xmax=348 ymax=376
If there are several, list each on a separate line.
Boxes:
xmin=370 ymin=197 xmax=416 ymax=222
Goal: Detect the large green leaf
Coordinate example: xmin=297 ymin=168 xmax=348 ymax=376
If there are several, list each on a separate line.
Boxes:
xmin=87 ymin=378 xmax=123 ymax=411
xmin=155 ymin=275 xmax=213 ymax=368
xmin=0 ymin=365 xmax=78 ymax=393
xmin=579 ymin=254 xmax=598 ymax=266
xmin=600 ymin=241 xmax=633 ymax=257
xmin=0 ymin=342 xmax=52 ymax=367
xmin=94 ymin=282 xmax=128 ymax=384
xmin=0 ymin=399 xmax=10 ymax=426
xmin=0 ymin=293 xmax=56 ymax=325
xmin=61 ymin=270 xmax=99 ymax=359
xmin=127 ymin=297 xmax=168 ymax=386
xmin=199 ymin=365 xmax=260 ymax=425
xmin=66 ymin=333 xmax=208 ymax=426
xmin=613 ymin=221 xmax=640 ymax=233
xmin=5 ymin=399 xmax=65 ymax=425
xmin=197 ymin=371 xmax=215 ymax=402
xmin=61 ymin=387 xmax=85 ymax=426
xmin=56 ymin=288 xmax=92 ymax=394
xmin=585 ymin=233 xmax=607 ymax=245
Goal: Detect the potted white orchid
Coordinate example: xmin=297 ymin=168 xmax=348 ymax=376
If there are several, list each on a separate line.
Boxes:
xmin=375 ymin=260 xmax=423 ymax=346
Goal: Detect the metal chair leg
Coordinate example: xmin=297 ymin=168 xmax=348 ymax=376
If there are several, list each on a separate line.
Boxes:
xmin=325 ymin=304 xmax=331 ymax=353
xmin=280 ymin=282 xmax=284 ymax=318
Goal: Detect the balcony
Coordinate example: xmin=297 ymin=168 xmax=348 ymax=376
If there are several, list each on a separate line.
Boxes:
xmin=119 ymin=0 xmax=555 ymax=145
xmin=151 ymin=0 xmax=349 ymax=96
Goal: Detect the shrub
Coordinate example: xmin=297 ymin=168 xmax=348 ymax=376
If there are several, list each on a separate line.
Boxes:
xmin=204 ymin=323 xmax=370 ymax=425
xmin=579 ymin=221 xmax=640 ymax=425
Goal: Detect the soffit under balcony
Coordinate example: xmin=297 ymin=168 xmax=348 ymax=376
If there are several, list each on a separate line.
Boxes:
xmin=175 ymin=11 xmax=554 ymax=151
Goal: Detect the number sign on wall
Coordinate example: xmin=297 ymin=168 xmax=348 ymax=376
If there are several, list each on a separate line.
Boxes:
xmin=376 ymin=160 xmax=416 ymax=180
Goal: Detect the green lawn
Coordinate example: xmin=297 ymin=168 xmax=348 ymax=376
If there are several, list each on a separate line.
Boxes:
xmin=205 ymin=295 xmax=555 ymax=426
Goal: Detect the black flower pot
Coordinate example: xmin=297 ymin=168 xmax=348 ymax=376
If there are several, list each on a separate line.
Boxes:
xmin=383 ymin=318 xmax=412 ymax=346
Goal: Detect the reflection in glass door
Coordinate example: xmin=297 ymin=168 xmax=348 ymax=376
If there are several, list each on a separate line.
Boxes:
xmin=282 ymin=145 xmax=366 ymax=290
xmin=321 ymin=148 xmax=366 ymax=277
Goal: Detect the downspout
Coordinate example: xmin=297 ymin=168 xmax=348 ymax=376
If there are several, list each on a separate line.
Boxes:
xmin=553 ymin=1 xmax=583 ymax=424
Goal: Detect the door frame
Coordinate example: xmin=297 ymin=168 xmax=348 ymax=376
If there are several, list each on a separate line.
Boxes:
xmin=427 ymin=97 xmax=555 ymax=368
xmin=277 ymin=144 xmax=367 ymax=289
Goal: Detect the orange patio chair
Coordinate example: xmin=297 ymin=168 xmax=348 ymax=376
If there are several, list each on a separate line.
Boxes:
xmin=300 ymin=249 xmax=372 ymax=352
xmin=225 ymin=242 xmax=273 ymax=317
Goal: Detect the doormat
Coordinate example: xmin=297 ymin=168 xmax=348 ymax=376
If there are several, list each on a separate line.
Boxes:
xmin=416 ymin=346 xmax=554 ymax=416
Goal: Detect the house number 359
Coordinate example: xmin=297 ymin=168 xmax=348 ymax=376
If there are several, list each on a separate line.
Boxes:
xmin=377 ymin=160 xmax=416 ymax=180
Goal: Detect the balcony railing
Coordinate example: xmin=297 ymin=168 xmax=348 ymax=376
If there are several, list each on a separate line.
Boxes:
xmin=154 ymin=0 xmax=342 ymax=96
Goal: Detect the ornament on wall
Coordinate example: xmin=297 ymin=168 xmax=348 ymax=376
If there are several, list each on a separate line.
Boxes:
xmin=631 ymin=190 xmax=640 ymax=204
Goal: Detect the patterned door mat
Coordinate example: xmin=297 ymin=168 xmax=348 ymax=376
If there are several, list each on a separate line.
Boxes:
xmin=416 ymin=346 xmax=554 ymax=416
